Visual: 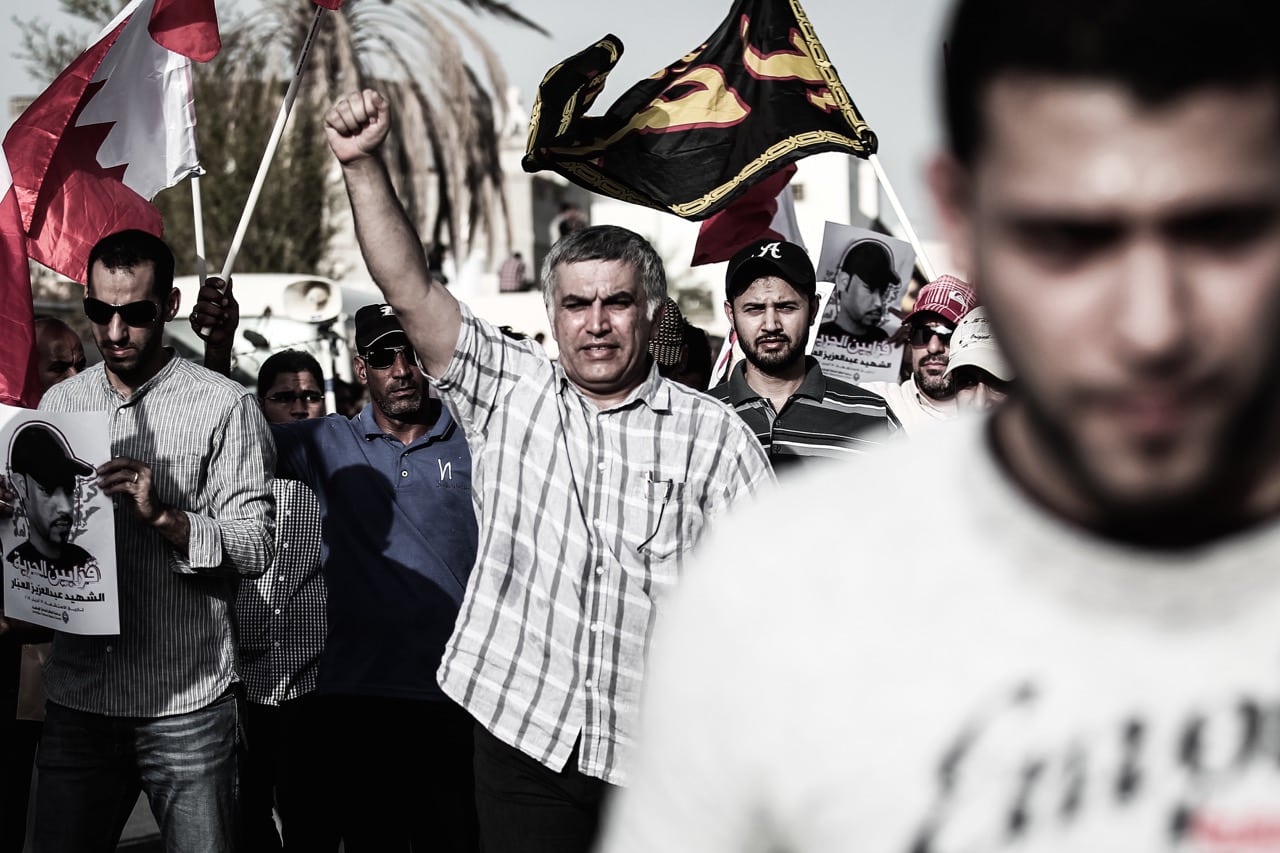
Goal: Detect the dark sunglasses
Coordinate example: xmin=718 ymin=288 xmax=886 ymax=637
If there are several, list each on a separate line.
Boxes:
xmin=84 ymin=297 xmax=159 ymax=327
xmin=265 ymin=391 xmax=324 ymax=405
xmin=909 ymin=323 xmax=953 ymax=347
xmin=360 ymin=345 xmax=418 ymax=370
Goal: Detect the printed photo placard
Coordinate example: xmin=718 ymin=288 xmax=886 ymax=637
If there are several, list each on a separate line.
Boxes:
xmin=812 ymin=222 xmax=916 ymax=385
xmin=0 ymin=404 xmax=118 ymax=635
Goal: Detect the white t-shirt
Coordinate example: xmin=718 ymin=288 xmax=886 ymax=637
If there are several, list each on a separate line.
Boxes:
xmin=600 ymin=417 xmax=1280 ymax=853
xmin=860 ymin=377 xmax=958 ymax=436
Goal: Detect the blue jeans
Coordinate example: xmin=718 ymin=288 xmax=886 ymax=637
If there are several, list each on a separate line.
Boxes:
xmin=34 ymin=692 xmax=239 ymax=853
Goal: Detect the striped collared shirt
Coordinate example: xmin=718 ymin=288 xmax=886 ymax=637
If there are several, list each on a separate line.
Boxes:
xmin=39 ymin=355 xmax=275 ymax=717
xmin=236 ymin=479 xmax=324 ymax=706
xmin=435 ymin=304 xmax=773 ymax=785
xmin=710 ymin=357 xmax=900 ymax=476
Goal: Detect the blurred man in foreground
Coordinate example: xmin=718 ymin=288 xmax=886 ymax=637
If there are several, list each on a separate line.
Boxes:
xmin=602 ymin=0 xmax=1280 ymax=849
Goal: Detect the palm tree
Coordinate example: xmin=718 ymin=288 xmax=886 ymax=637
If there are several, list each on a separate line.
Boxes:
xmin=257 ymin=0 xmax=547 ymax=268
xmin=16 ymin=0 xmax=546 ymax=274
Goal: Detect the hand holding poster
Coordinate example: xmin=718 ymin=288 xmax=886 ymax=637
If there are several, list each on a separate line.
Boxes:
xmin=0 ymin=405 xmax=118 ymax=635
xmin=810 ymin=222 xmax=916 ymax=385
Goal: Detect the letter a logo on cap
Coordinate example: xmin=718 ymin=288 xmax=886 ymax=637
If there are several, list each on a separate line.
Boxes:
xmin=756 ymin=242 xmax=783 ymax=259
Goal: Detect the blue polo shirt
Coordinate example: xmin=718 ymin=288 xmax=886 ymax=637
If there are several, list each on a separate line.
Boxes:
xmin=272 ymin=401 xmax=477 ymax=701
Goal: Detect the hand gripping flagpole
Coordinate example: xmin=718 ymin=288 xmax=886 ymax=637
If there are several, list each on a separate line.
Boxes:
xmin=199 ymin=4 xmax=327 ymax=336
xmin=868 ymin=153 xmax=937 ymax=282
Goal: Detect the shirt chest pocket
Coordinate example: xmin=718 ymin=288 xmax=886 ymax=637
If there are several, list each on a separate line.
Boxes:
xmin=149 ymin=454 xmax=206 ymax=511
xmin=622 ymin=470 xmax=692 ymax=564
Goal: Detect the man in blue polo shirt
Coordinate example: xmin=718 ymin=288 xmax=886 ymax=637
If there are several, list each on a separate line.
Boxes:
xmin=195 ymin=289 xmax=479 ymax=852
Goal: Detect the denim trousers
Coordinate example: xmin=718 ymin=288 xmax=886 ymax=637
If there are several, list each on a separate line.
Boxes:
xmin=34 ymin=691 xmax=239 ymax=853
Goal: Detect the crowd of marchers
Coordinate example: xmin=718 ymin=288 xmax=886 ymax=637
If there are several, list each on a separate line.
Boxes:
xmin=9 ymin=0 xmax=1280 ymax=849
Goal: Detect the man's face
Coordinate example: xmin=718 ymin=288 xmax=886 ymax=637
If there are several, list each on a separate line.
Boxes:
xmin=550 ymin=259 xmax=656 ymax=406
xmin=726 ymin=276 xmax=816 ymax=374
xmin=260 ymin=371 xmax=326 ymax=424
xmin=86 ymin=260 xmax=178 ymax=385
xmin=354 ymin=340 xmax=426 ymax=419
xmin=836 ymin=270 xmax=890 ymax=335
xmin=935 ymin=78 xmax=1280 ymax=517
xmin=908 ymin=315 xmax=956 ymax=401
xmin=36 ymin=327 xmax=85 ymax=393
xmin=953 ymin=368 xmax=1010 ymax=411
xmin=18 ymin=473 xmax=74 ymax=555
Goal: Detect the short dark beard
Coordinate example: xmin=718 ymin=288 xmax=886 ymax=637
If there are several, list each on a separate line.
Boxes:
xmin=996 ymin=378 xmax=1280 ymax=549
xmin=915 ymin=360 xmax=955 ymax=401
xmin=374 ymin=388 xmax=423 ymax=419
xmin=742 ymin=336 xmax=804 ymax=374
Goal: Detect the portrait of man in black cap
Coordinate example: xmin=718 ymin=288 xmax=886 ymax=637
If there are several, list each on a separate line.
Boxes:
xmin=5 ymin=422 xmax=101 ymax=588
xmin=811 ymin=228 xmax=915 ymax=386
xmin=820 ymin=237 xmax=903 ymax=342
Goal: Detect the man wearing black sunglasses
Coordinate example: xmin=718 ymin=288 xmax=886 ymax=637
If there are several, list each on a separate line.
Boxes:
xmin=196 ymin=289 xmax=480 ymax=851
xmin=859 ymin=274 xmax=977 ymax=435
xmin=34 ymin=229 xmax=275 ymax=851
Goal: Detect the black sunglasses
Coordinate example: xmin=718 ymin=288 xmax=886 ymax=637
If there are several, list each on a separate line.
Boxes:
xmin=84 ymin=297 xmax=159 ymax=327
xmin=265 ymin=391 xmax=324 ymax=405
xmin=909 ymin=323 xmax=953 ymax=347
xmin=361 ymin=345 xmax=418 ymax=370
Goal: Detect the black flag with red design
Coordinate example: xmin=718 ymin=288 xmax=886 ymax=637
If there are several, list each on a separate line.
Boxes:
xmin=522 ymin=0 xmax=876 ymax=220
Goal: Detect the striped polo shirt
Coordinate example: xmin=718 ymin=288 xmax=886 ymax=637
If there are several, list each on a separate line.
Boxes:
xmin=709 ymin=357 xmax=899 ymax=475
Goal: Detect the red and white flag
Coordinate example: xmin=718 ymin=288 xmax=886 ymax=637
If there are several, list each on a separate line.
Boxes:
xmin=2 ymin=0 xmax=219 ymax=284
xmin=0 ymin=154 xmax=40 ymax=408
xmin=691 ymin=163 xmax=803 ymax=267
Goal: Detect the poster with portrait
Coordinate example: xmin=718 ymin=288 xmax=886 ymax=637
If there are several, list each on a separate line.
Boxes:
xmin=810 ymin=222 xmax=916 ymax=386
xmin=0 ymin=405 xmax=118 ymax=635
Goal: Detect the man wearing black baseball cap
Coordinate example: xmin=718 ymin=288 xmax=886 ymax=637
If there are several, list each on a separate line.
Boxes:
xmin=195 ymin=292 xmax=480 ymax=850
xmin=710 ymin=238 xmax=898 ymax=475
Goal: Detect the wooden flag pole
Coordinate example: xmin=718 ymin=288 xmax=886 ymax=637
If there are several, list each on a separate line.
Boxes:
xmin=218 ymin=4 xmax=326 ymax=281
xmin=868 ymin=153 xmax=937 ymax=282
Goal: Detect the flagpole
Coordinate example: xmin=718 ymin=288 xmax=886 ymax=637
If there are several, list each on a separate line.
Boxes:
xmin=191 ymin=173 xmax=207 ymax=288
xmin=708 ymin=329 xmax=736 ymax=389
xmin=218 ymin=4 xmax=326 ymax=281
xmin=868 ymin=153 xmax=937 ymax=282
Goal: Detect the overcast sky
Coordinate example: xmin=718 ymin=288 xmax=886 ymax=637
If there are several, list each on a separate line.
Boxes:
xmin=2 ymin=0 xmax=955 ymax=235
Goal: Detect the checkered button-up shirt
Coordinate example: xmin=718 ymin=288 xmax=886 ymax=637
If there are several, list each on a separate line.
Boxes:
xmin=235 ymin=479 xmax=325 ymax=706
xmin=435 ymin=304 xmax=773 ymax=785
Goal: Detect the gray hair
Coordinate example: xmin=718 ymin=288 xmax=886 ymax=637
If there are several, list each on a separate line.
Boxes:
xmin=541 ymin=225 xmax=667 ymax=320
